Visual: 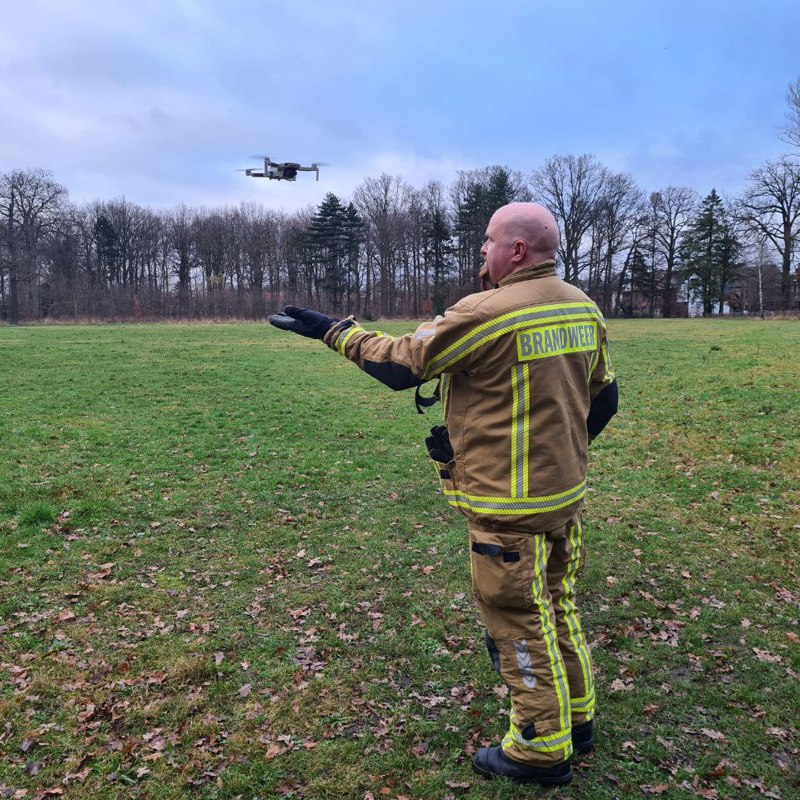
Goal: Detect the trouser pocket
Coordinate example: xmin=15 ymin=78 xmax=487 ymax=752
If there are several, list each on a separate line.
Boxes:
xmin=470 ymin=529 xmax=537 ymax=609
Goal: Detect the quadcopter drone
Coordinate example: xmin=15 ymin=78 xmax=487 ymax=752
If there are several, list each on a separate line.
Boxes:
xmin=239 ymin=156 xmax=322 ymax=181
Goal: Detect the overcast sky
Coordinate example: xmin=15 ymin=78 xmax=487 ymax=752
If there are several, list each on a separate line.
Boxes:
xmin=1 ymin=0 xmax=798 ymax=214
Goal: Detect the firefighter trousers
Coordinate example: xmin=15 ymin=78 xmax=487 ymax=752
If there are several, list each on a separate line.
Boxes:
xmin=469 ymin=513 xmax=595 ymax=766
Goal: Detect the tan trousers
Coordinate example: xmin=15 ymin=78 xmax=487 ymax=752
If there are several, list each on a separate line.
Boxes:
xmin=469 ymin=513 xmax=595 ymax=766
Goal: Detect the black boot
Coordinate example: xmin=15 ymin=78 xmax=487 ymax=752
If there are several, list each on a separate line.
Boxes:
xmin=572 ymin=720 xmax=594 ymax=755
xmin=472 ymin=746 xmax=572 ymax=785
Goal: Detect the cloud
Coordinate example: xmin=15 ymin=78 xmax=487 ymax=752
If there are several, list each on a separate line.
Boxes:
xmin=2 ymin=0 xmax=798 ymax=213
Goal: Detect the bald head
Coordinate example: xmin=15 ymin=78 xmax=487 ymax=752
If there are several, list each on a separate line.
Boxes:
xmin=480 ymin=202 xmax=560 ymax=285
xmin=492 ymin=203 xmax=560 ymax=262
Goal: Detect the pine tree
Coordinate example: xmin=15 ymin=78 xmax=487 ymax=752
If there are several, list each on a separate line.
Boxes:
xmin=93 ymin=213 xmax=118 ymax=288
xmin=424 ymin=204 xmax=451 ymax=315
xmin=308 ymin=193 xmax=348 ymax=314
xmin=680 ymin=190 xmax=741 ymax=315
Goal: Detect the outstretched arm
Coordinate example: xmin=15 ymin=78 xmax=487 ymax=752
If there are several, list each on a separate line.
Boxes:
xmin=268 ymin=306 xmax=424 ymax=391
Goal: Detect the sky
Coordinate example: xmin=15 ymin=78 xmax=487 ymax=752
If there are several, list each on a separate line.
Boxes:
xmin=1 ymin=0 xmax=799 ymax=214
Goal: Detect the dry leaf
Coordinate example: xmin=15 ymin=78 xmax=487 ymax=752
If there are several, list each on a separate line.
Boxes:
xmin=609 ymin=678 xmax=634 ymax=692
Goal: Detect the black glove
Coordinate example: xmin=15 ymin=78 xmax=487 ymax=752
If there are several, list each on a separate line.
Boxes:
xmin=425 ymin=425 xmax=454 ymax=463
xmin=268 ymin=306 xmax=338 ymax=340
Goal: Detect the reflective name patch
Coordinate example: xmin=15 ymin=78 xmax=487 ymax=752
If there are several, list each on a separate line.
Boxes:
xmin=516 ymin=322 xmax=597 ymax=361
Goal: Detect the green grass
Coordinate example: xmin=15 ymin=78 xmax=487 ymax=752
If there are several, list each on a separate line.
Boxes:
xmin=1 ymin=319 xmax=798 ymax=799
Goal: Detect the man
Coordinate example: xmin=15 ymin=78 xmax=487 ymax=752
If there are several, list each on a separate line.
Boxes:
xmin=270 ymin=202 xmax=618 ymax=786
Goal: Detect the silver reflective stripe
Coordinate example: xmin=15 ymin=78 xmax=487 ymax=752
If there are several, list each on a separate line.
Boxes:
xmin=513 ymin=639 xmax=537 ymax=689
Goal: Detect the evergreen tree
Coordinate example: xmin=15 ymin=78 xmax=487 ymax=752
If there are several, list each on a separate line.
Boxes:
xmin=680 ymin=190 xmax=741 ymax=315
xmin=342 ymin=202 xmax=365 ymax=311
xmin=93 ymin=213 xmax=118 ymax=287
xmin=453 ymin=166 xmax=529 ymax=292
xmin=424 ymin=203 xmax=452 ymax=315
xmin=308 ymin=193 xmax=348 ymax=314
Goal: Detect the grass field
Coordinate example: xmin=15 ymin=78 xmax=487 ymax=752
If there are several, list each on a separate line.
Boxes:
xmin=1 ymin=319 xmax=798 ymax=800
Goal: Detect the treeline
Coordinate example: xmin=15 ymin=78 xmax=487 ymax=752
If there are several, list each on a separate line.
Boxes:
xmin=3 ymin=83 xmax=800 ymax=323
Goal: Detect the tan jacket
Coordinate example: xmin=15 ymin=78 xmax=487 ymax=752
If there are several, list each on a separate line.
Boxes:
xmin=324 ymin=261 xmax=615 ymax=532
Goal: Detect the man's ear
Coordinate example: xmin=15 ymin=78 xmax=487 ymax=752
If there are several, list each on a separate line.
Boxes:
xmin=511 ymin=239 xmax=527 ymax=263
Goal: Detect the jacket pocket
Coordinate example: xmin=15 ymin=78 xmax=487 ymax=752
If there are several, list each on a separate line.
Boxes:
xmin=470 ymin=530 xmax=536 ymax=609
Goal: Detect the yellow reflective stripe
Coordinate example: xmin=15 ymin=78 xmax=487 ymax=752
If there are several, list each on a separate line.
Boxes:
xmin=335 ymin=325 xmax=392 ymax=355
xmin=424 ymin=302 xmax=604 ymax=378
xmin=601 ymin=341 xmax=615 ymax=382
xmin=533 ymin=536 xmax=570 ymax=734
xmin=440 ymin=373 xmax=451 ymax=415
xmin=587 ymin=349 xmax=599 ymax=383
xmin=510 ymin=365 xmax=530 ymax=498
xmin=335 ymin=324 xmax=362 ymax=354
xmin=558 ymin=518 xmax=594 ymax=708
xmin=570 ymin=689 xmax=595 ymax=714
xmin=443 ymin=480 xmax=586 ymax=515
xmin=502 ymin=722 xmax=573 ymax=754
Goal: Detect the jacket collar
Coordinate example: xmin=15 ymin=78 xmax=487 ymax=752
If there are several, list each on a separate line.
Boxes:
xmin=499 ymin=260 xmax=557 ymax=287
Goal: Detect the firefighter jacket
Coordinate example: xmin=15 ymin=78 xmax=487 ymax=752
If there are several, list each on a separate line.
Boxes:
xmin=323 ymin=260 xmax=616 ymax=533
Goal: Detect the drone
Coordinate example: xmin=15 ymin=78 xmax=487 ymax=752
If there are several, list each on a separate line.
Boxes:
xmin=239 ymin=156 xmax=322 ymax=181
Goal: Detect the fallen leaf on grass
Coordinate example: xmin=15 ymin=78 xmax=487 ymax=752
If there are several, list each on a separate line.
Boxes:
xmin=609 ymin=678 xmax=634 ymax=692
xmin=238 ymin=683 xmax=252 ymax=698
xmin=265 ymin=743 xmax=288 ymax=760
xmin=752 ymin=648 xmax=782 ymax=664
xmin=701 ymin=728 xmax=726 ymax=741
xmin=743 ymin=777 xmax=782 ymax=798
xmin=411 ymin=742 xmax=430 ymax=758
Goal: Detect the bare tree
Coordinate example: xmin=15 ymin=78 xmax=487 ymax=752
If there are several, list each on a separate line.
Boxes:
xmin=651 ymin=187 xmax=698 ymax=317
xmin=737 ymin=158 xmax=800 ymax=310
xmin=589 ymin=172 xmax=644 ymax=315
xmin=531 ymin=154 xmax=607 ymax=284
xmin=0 ymin=169 xmax=67 ymax=322
xmin=781 ymin=76 xmax=800 ymax=151
xmin=353 ymin=174 xmax=410 ymax=317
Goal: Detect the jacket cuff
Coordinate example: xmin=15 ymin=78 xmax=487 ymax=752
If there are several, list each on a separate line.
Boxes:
xmin=323 ymin=316 xmax=356 ymax=351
